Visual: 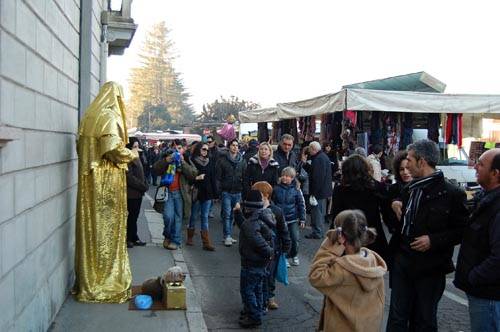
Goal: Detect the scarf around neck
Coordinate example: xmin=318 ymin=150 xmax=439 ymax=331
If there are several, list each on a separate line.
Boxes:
xmin=402 ymin=170 xmax=443 ymax=236
xmin=194 ymin=156 xmax=209 ymax=167
xmin=259 ymin=157 xmax=270 ymax=170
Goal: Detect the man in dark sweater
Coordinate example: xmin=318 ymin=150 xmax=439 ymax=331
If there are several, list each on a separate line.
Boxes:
xmin=274 ymin=134 xmax=298 ymax=174
xmin=386 ymin=139 xmax=468 ymax=332
xmin=454 ymin=148 xmax=500 ymax=332
xmin=303 ymin=141 xmax=332 ymax=239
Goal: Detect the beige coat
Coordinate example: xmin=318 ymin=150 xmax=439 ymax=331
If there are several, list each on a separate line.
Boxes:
xmin=309 ymin=236 xmax=387 ymax=332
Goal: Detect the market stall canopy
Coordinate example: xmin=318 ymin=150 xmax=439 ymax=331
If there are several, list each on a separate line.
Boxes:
xmin=239 ymin=107 xmax=279 ymax=123
xmin=343 ymin=71 xmax=446 ymax=93
xmin=274 ymin=89 xmax=500 ymax=120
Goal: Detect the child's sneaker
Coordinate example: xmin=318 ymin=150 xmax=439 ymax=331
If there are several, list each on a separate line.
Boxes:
xmin=291 ymin=256 xmax=300 ymax=266
xmin=224 ymin=237 xmax=232 ymax=247
xmin=286 ymin=259 xmax=291 ymax=268
xmin=268 ymin=297 xmax=279 ymax=310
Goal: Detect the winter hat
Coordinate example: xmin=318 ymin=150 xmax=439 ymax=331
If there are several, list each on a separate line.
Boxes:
xmin=248 ymin=139 xmax=259 ymax=148
xmin=243 ymin=190 xmax=264 ymax=212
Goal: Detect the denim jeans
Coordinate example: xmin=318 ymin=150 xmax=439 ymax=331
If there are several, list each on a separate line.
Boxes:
xmin=221 ymin=192 xmax=242 ymax=238
xmin=240 ymin=266 xmax=266 ymax=322
xmin=310 ymin=198 xmax=326 ymax=237
xmin=288 ymin=221 xmax=300 ymax=258
xmin=189 ymin=200 xmax=212 ymax=231
xmin=468 ymin=295 xmax=500 ymax=332
xmin=386 ymin=253 xmax=446 ymax=332
xmin=162 ymin=190 xmax=183 ymax=245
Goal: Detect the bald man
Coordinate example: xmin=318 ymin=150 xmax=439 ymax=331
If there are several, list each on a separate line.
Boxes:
xmin=454 ymin=148 xmax=500 ymax=332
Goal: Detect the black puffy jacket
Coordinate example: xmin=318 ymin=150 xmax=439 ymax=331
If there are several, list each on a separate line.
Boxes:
xmin=243 ymin=156 xmax=279 ymax=197
xmin=272 ymin=181 xmax=306 ymax=222
xmin=216 ymin=152 xmax=246 ymax=193
xmin=235 ymin=209 xmax=274 ymax=268
xmin=267 ymin=204 xmax=291 ymax=255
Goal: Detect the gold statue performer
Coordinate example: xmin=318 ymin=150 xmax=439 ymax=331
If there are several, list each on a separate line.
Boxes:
xmin=73 ymin=82 xmax=137 ymax=303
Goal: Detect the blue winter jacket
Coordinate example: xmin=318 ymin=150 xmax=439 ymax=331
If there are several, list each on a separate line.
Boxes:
xmin=272 ymin=180 xmax=306 ymax=223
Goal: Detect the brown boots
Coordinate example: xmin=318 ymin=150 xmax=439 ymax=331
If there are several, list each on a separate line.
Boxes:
xmin=200 ymin=230 xmax=215 ymax=251
xmin=186 ymin=228 xmax=195 ymax=246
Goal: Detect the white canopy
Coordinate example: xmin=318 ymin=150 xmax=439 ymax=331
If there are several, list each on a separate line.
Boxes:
xmin=239 ymin=107 xmax=279 ymax=123
xmin=239 ymin=88 xmax=500 ymax=123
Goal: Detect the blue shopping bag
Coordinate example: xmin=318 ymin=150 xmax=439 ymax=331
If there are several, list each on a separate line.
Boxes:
xmin=276 ymin=253 xmax=289 ymax=286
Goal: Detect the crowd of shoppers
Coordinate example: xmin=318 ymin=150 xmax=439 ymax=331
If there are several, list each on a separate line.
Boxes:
xmin=125 ymin=133 xmax=498 ymax=331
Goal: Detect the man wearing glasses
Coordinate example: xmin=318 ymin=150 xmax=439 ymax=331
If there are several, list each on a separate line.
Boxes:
xmin=216 ymin=139 xmax=247 ymax=246
xmin=205 ymin=135 xmax=220 ymax=162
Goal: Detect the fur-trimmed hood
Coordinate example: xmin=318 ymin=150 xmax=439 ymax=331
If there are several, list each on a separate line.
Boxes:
xmin=248 ymin=155 xmax=279 ymax=168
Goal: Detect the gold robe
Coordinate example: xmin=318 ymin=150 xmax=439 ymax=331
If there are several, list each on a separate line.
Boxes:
xmin=73 ymin=82 xmax=137 ymax=303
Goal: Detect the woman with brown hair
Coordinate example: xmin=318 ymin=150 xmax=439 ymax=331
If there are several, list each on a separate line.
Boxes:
xmin=330 ymin=154 xmax=390 ymax=262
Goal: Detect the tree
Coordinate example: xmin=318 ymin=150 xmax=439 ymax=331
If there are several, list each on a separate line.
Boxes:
xmin=198 ymin=96 xmax=260 ymax=123
xmin=127 ymin=21 xmax=194 ymax=130
xmin=137 ymin=104 xmax=172 ymax=131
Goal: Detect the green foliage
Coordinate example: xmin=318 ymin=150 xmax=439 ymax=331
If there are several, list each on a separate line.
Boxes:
xmin=137 ymin=104 xmax=172 ymax=131
xmin=128 ymin=21 xmax=194 ymax=130
xmin=198 ymin=96 xmax=260 ymax=123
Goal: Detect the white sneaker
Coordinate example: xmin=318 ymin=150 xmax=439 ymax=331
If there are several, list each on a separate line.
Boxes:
xmin=230 ymin=236 xmax=237 ymax=244
xmin=224 ymin=237 xmax=232 ymax=246
xmin=286 ymin=260 xmax=291 ymax=268
xmin=291 ymin=256 xmax=300 ymax=266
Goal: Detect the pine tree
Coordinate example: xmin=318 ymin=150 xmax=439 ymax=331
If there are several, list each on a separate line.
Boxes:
xmin=127 ymin=21 xmax=193 ymax=130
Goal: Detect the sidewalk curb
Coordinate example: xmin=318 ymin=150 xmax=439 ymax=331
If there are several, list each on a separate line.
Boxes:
xmin=144 ymin=193 xmax=208 ymax=332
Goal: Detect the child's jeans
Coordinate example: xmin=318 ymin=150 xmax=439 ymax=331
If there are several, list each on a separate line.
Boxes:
xmin=288 ymin=221 xmax=300 ymax=258
xmin=240 ymin=266 xmax=266 ymax=322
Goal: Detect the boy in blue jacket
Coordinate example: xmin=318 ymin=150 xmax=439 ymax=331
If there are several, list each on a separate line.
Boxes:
xmin=272 ymin=167 xmax=306 ymax=266
xmin=234 ymin=190 xmax=274 ymax=328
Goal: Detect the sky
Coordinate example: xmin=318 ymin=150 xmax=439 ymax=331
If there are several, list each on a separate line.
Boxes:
xmin=107 ymin=0 xmax=500 ymax=114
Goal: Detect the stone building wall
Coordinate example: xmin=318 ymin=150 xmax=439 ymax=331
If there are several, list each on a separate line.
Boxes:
xmin=0 ymin=0 xmax=105 ymax=330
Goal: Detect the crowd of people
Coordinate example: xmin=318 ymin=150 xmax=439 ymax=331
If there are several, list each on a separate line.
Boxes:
xmin=123 ymin=133 xmax=500 ymax=331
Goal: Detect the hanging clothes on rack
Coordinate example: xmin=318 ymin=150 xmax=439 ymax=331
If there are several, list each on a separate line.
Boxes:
xmin=400 ymin=113 xmax=413 ymax=149
xmin=257 ymin=122 xmax=269 ymax=143
xmin=332 ymin=112 xmax=343 ymax=150
xmin=384 ymin=113 xmax=400 ymax=158
xmin=370 ymin=111 xmax=383 ymax=146
xmin=445 ymin=113 xmax=463 ymax=148
xmin=427 ymin=114 xmax=440 ymax=143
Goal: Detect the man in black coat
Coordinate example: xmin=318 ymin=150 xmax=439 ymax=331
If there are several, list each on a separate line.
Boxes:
xmin=386 ymin=139 xmax=468 ymax=332
xmin=216 ymin=139 xmax=247 ymax=246
xmin=454 ymin=148 xmax=500 ymax=332
xmin=274 ymin=134 xmax=298 ymax=174
xmin=303 ymin=141 xmax=332 ymax=239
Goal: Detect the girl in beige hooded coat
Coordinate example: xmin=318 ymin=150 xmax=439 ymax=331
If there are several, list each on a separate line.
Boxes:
xmin=309 ymin=209 xmax=387 ymax=332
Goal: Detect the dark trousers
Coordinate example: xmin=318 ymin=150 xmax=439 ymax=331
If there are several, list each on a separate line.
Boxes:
xmin=127 ymin=198 xmax=142 ymax=242
xmin=386 ymin=253 xmax=446 ymax=332
xmin=240 ymin=266 xmax=265 ymax=322
xmin=263 ymin=258 xmax=278 ymax=307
